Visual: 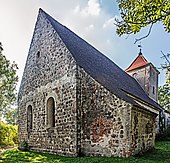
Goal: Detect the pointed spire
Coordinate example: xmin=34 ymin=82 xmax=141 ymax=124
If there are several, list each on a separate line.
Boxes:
xmin=126 ymin=51 xmax=149 ymax=72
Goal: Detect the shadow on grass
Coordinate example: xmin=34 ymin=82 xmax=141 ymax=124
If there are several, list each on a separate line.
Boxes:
xmin=0 ymin=149 xmax=63 ymax=163
xmin=0 ymin=141 xmax=170 ymax=163
xmin=134 ymin=149 xmax=170 ymax=163
xmin=0 ymin=149 xmax=131 ymax=163
xmin=134 ymin=141 xmax=170 ymax=163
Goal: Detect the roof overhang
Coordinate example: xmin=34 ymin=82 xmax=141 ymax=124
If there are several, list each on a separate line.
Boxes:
xmin=125 ymin=91 xmax=161 ymax=115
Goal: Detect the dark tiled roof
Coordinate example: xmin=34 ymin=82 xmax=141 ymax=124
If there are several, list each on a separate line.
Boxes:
xmin=40 ymin=9 xmax=162 ymax=111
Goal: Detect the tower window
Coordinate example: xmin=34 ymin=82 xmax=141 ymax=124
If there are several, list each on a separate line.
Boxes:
xmin=152 ymin=86 xmax=155 ymax=94
xmin=132 ymin=73 xmax=137 ymax=79
xmin=27 ymin=105 xmax=33 ymax=131
xmin=47 ymin=97 xmax=55 ymax=127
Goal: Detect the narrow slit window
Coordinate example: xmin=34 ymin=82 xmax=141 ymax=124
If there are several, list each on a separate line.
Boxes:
xmin=152 ymin=86 xmax=155 ymax=94
xmin=27 ymin=105 xmax=33 ymax=131
xmin=47 ymin=97 xmax=55 ymax=127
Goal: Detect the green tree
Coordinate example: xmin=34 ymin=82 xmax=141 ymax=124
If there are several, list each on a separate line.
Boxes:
xmin=4 ymin=108 xmax=18 ymax=125
xmin=158 ymin=68 xmax=170 ymax=110
xmin=158 ymin=83 xmax=170 ymax=110
xmin=115 ymin=0 xmax=170 ymax=41
xmin=165 ymin=67 xmax=170 ymax=84
xmin=0 ymin=43 xmax=18 ymax=118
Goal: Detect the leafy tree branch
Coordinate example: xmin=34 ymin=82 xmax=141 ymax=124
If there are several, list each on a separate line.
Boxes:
xmin=0 ymin=43 xmax=18 ymax=117
xmin=115 ymin=0 xmax=170 ymax=42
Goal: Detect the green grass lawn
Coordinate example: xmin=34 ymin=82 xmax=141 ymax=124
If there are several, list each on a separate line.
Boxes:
xmin=0 ymin=141 xmax=170 ymax=163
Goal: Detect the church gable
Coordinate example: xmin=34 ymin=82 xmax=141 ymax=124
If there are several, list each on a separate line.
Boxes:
xmin=18 ymin=9 xmax=78 ymax=156
xmin=18 ymin=9 xmax=76 ymax=99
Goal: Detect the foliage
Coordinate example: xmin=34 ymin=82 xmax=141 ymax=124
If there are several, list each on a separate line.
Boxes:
xmin=158 ymin=69 xmax=170 ymax=110
xmin=19 ymin=141 xmax=29 ymax=151
xmin=115 ymin=0 xmax=170 ymax=37
xmin=158 ymin=83 xmax=170 ymax=110
xmin=0 ymin=141 xmax=170 ymax=163
xmin=4 ymin=108 xmax=18 ymax=125
xmin=0 ymin=121 xmax=18 ymax=147
xmin=166 ymin=67 xmax=170 ymax=84
xmin=0 ymin=43 xmax=18 ymax=117
xmin=158 ymin=110 xmax=166 ymax=134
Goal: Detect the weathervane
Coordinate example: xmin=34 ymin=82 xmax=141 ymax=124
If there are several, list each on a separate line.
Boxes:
xmin=138 ymin=42 xmax=142 ymax=54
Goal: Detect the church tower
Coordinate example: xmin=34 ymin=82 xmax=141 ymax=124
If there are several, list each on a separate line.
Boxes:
xmin=126 ymin=50 xmax=159 ymax=102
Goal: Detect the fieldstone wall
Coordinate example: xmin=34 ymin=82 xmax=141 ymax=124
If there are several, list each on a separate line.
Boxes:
xmin=76 ymin=67 xmax=133 ymax=157
xmin=130 ymin=106 xmax=156 ymax=155
xmin=18 ymin=11 xmax=78 ymax=156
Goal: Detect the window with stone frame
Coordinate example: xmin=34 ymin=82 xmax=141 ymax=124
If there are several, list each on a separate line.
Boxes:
xmin=27 ymin=105 xmax=33 ymax=131
xmin=47 ymin=97 xmax=55 ymax=127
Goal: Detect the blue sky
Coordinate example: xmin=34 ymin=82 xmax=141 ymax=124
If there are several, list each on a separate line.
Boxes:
xmin=0 ymin=0 xmax=169 ymax=90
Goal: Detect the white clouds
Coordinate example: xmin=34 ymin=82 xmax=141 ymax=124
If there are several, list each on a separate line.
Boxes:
xmin=73 ymin=5 xmax=80 ymax=14
xmin=86 ymin=24 xmax=94 ymax=31
xmin=74 ymin=0 xmax=101 ymax=17
xmin=83 ymin=0 xmax=101 ymax=16
xmin=59 ymin=0 xmax=118 ymax=50
xmin=103 ymin=17 xmax=115 ymax=29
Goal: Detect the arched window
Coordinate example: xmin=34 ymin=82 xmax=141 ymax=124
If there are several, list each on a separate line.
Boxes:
xmin=47 ymin=97 xmax=55 ymax=127
xmin=27 ymin=105 xmax=33 ymax=131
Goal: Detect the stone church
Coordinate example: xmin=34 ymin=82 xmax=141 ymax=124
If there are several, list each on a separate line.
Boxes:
xmin=18 ymin=9 xmax=162 ymax=157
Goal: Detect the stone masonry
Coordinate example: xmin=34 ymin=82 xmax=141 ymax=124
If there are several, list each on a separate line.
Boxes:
xmin=18 ymin=11 xmax=78 ymax=156
xmin=76 ymin=67 xmax=157 ymax=157
xmin=18 ymin=9 xmax=159 ymax=157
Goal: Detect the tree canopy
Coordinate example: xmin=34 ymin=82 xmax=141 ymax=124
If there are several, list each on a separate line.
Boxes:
xmin=158 ymin=83 xmax=170 ymax=110
xmin=4 ymin=108 xmax=18 ymax=125
xmin=158 ymin=68 xmax=170 ymax=110
xmin=0 ymin=43 xmax=18 ymax=116
xmin=115 ymin=0 xmax=170 ymax=39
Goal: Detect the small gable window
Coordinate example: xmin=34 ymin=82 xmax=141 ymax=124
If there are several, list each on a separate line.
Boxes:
xmin=36 ymin=51 xmax=40 ymax=58
xmin=27 ymin=105 xmax=33 ymax=131
xmin=47 ymin=97 xmax=55 ymax=127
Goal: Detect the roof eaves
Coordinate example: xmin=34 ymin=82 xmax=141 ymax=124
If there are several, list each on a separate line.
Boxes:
xmin=126 ymin=62 xmax=150 ymax=72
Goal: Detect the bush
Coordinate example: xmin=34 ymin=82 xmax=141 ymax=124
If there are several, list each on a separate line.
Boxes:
xmin=0 ymin=120 xmax=18 ymax=147
xmin=19 ymin=141 xmax=29 ymax=151
xmin=156 ymin=129 xmax=170 ymax=141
